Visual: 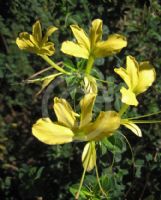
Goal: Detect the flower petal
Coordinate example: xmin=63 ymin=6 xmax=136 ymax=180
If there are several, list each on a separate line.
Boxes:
xmin=32 ymin=118 xmax=74 ymax=145
xmin=90 ymin=19 xmax=102 ymax=47
xmin=32 ymin=20 xmax=42 ymax=43
xmin=85 ymin=111 xmax=120 ymax=141
xmin=70 ymin=24 xmax=90 ymax=50
xmin=94 ymin=34 xmax=127 ymax=58
xmin=53 ymin=97 xmax=78 ymax=128
xmin=42 ymin=26 xmax=58 ymax=43
xmin=84 ymin=75 xmax=98 ymax=94
xmin=79 ymin=93 xmax=96 ymax=128
xmin=122 ymin=121 xmax=142 ymax=137
xmin=126 ymin=56 xmax=139 ymax=90
xmin=134 ymin=61 xmax=156 ymax=95
xmin=114 ymin=67 xmax=131 ymax=88
xmin=16 ymin=32 xmax=34 ymax=49
xmin=82 ymin=142 xmax=96 ymax=172
xmin=16 ymin=37 xmax=29 ymax=50
xmin=29 ymin=35 xmax=39 ymax=47
xmin=61 ymin=41 xmax=89 ymax=59
xmin=120 ymin=87 xmax=138 ymax=106
xmin=40 ymin=42 xmax=55 ymax=56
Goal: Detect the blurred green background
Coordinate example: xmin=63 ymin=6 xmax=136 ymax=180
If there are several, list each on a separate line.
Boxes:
xmin=0 ymin=0 xmax=161 ymax=199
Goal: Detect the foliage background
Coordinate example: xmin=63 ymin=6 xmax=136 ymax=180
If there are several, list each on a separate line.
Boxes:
xmin=0 ymin=0 xmax=161 ymax=199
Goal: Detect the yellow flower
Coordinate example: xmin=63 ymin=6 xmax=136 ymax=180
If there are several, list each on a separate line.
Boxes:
xmin=32 ymin=93 xmax=120 ymax=171
xmin=32 ymin=93 xmax=121 ymax=142
xmin=32 ymin=93 xmax=144 ymax=171
xmin=61 ymin=19 xmax=127 ymax=59
xmin=114 ymin=56 xmax=156 ymax=106
xmin=16 ymin=20 xmax=57 ymax=56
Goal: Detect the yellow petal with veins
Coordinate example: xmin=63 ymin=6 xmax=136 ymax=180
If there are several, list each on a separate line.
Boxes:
xmin=41 ymin=42 xmax=55 ymax=56
xmin=90 ymin=19 xmax=102 ymax=47
xmin=32 ymin=118 xmax=74 ymax=145
xmin=134 ymin=61 xmax=156 ymax=95
xmin=42 ymin=26 xmax=58 ymax=43
xmin=114 ymin=67 xmax=131 ymax=88
xmin=79 ymin=93 xmax=96 ymax=128
xmin=84 ymin=75 xmax=98 ymax=94
xmin=32 ymin=20 xmax=42 ymax=43
xmin=54 ymin=97 xmax=78 ymax=128
xmin=85 ymin=111 xmax=120 ymax=141
xmin=29 ymin=35 xmax=39 ymax=47
xmin=126 ymin=56 xmax=139 ymax=90
xmin=120 ymin=87 xmax=138 ymax=106
xmin=61 ymin=41 xmax=89 ymax=59
xmin=16 ymin=32 xmax=33 ymax=49
xmin=82 ymin=142 xmax=96 ymax=172
xmin=94 ymin=34 xmax=127 ymax=58
xmin=122 ymin=121 xmax=142 ymax=137
xmin=70 ymin=25 xmax=90 ymax=50
xmin=16 ymin=38 xmax=28 ymax=49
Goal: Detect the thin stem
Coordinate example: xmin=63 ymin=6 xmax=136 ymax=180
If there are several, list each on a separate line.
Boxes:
xmin=119 ymin=132 xmax=134 ymax=165
xmin=119 ymin=103 xmax=129 ymax=116
xmin=26 ymin=73 xmax=62 ymax=83
xmin=75 ymin=142 xmax=96 ymax=199
xmin=26 ymin=66 xmax=53 ymax=81
xmin=126 ymin=110 xmax=161 ymax=120
xmin=109 ymin=134 xmax=117 ymax=171
xmin=85 ymin=55 xmax=95 ymax=75
xmin=75 ymin=167 xmax=86 ymax=200
xmin=75 ymin=141 xmax=93 ymax=199
xmin=95 ymin=78 xmax=114 ymax=85
xmin=131 ymin=120 xmax=161 ymax=124
xmin=40 ymin=55 xmax=70 ymax=75
xmin=25 ymin=61 xmax=63 ymax=81
xmin=95 ymin=164 xmax=108 ymax=199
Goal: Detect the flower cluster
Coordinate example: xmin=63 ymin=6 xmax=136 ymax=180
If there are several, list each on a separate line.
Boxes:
xmin=16 ymin=19 xmax=160 ymax=198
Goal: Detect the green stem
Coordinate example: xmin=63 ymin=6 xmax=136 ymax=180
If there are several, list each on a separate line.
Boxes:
xmin=126 ymin=110 xmax=161 ymax=120
xmin=75 ymin=141 xmax=94 ymax=199
xmin=75 ymin=166 xmax=86 ymax=200
xmin=40 ymin=55 xmax=70 ymax=75
xmin=130 ymin=120 xmax=161 ymax=124
xmin=25 ymin=66 xmax=53 ymax=81
xmin=95 ymin=164 xmax=108 ymax=199
xmin=85 ymin=55 xmax=95 ymax=75
xmin=119 ymin=132 xmax=134 ymax=165
xmin=26 ymin=73 xmax=62 ymax=83
xmin=119 ymin=103 xmax=129 ymax=116
xmin=95 ymin=78 xmax=114 ymax=85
